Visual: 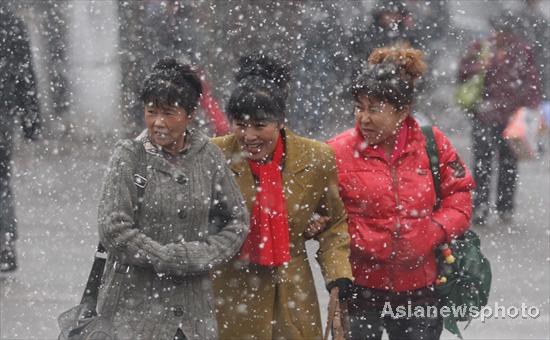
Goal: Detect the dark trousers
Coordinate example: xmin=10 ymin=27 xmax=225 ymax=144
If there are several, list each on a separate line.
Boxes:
xmin=471 ymin=118 xmax=518 ymax=218
xmin=0 ymin=143 xmax=16 ymax=239
xmin=348 ymin=285 xmax=443 ymax=340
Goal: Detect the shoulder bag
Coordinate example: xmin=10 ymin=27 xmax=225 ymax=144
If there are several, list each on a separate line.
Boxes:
xmin=57 ymin=141 xmax=147 ymax=340
xmin=421 ymin=126 xmax=492 ymax=339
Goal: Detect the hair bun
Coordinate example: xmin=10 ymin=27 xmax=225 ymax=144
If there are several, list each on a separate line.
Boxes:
xmin=235 ymin=53 xmax=290 ymax=90
xmin=140 ymin=57 xmax=202 ymax=111
xmin=368 ymin=47 xmax=427 ymax=82
xmin=152 ymin=57 xmax=196 ymax=77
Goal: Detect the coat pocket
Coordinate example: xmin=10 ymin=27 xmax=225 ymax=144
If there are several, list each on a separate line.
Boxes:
xmin=349 ymin=222 xmax=393 ymax=262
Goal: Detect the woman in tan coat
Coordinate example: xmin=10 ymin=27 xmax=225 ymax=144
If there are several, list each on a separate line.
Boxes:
xmin=211 ymin=54 xmax=353 ymax=339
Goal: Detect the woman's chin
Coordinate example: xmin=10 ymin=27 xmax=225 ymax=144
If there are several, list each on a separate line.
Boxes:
xmin=152 ymin=137 xmax=174 ymax=148
xmin=246 ymin=151 xmax=269 ymax=162
xmin=246 ymin=153 xmax=263 ymax=161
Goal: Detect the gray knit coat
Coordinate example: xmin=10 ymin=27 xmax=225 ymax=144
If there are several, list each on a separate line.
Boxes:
xmin=96 ymin=130 xmax=249 ymax=340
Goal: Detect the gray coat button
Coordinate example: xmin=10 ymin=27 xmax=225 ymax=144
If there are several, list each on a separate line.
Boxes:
xmin=178 ymin=209 xmax=186 ymax=219
xmin=173 ymin=275 xmax=185 ymax=284
xmin=173 ymin=306 xmax=184 ymax=317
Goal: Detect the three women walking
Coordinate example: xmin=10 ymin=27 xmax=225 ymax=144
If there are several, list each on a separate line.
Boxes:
xmin=89 ymin=47 xmax=475 ymax=340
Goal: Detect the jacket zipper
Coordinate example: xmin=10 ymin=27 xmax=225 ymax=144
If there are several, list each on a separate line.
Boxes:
xmin=388 ymin=164 xmax=401 ymax=291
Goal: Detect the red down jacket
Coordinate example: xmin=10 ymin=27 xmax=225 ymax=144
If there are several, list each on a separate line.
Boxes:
xmin=327 ymin=117 xmax=475 ymax=292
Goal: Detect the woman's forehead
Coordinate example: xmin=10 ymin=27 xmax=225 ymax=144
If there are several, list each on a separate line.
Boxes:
xmin=145 ymin=100 xmax=181 ymax=110
xmin=233 ymin=118 xmax=277 ymax=124
xmin=357 ymin=96 xmax=386 ymax=105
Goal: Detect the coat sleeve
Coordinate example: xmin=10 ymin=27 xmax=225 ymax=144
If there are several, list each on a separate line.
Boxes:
xmin=98 ymin=141 xmax=249 ymax=275
xmin=430 ymin=128 xmax=475 ymax=243
xmin=519 ymin=45 xmax=542 ymax=110
xmin=313 ymin=146 xmax=354 ymax=284
xmin=97 ymin=140 xmax=157 ymax=268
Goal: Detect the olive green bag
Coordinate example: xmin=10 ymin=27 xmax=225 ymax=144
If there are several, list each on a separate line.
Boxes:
xmin=421 ymin=126 xmax=492 ymax=339
xmin=455 ymin=42 xmax=490 ymax=112
xmin=455 ymin=73 xmax=485 ymax=112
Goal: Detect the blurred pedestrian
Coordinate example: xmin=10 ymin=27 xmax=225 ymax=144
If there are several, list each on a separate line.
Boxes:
xmin=327 ymin=47 xmax=475 ymax=340
xmin=514 ymin=0 xmax=550 ymax=147
xmin=347 ymin=0 xmax=417 ymax=78
xmin=211 ymin=53 xmax=353 ymax=340
xmin=457 ymin=10 xmax=542 ymax=225
xmin=38 ymin=0 xmax=70 ymax=128
xmin=347 ymin=0 xmax=449 ymax=118
xmin=514 ymin=0 xmax=550 ymax=102
xmin=96 ymin=57 xmax=249 ymax=339
xmin=0 ymin=7 xmax=41 ymax=272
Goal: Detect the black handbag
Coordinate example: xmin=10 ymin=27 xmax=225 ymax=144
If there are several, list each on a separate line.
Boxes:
xmin=58 ymin=141 xmax=147 ymax=340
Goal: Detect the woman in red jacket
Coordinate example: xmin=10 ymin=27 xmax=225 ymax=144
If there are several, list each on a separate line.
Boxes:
xmin=327 ymin=47 xmax=475 ymax=340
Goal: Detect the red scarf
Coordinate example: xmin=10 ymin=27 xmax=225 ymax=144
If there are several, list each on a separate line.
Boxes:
xmin=239 ymin=134 xmax=291 ymax=266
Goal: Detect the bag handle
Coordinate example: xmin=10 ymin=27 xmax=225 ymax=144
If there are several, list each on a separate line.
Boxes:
xmin=79 ymin=140 xmax=147 ymax=306
xmin=324 ymin=288 xmax=350 ymax=340
xmin=421 ymin=125 xmax=441 ymax=211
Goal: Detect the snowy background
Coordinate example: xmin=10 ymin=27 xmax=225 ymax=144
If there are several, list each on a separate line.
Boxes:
xmin=0 ymin=1 xmax=549 ymax=339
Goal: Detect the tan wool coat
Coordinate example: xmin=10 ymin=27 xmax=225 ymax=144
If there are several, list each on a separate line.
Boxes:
xmin=211 ymin=129 xmax=353 ymax=340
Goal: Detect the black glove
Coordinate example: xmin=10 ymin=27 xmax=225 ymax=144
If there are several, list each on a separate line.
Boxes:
xmin=326 ymin=278 xmax=354 ymax=302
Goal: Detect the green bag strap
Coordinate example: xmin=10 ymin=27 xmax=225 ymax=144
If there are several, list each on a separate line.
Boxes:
xmin=422 ymin=125 xmax=466 ymax=339
xmin=421 ymin=125 xmax=441 ymax=210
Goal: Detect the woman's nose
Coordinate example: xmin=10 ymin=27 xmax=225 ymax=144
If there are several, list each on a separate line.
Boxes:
xmin=358 ymin=111 xmax=370 ymax=124
xmin=242 ymin=127 xmax=257 ymax=141
xmin=154 ymin=116 xmax=166 ymax=126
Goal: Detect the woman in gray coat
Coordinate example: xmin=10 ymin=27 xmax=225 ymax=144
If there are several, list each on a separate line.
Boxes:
xmin=96 ymin=57 xmax=249 ymax=339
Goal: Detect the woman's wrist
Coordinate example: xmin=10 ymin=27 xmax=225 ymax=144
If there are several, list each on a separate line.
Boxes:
xmin=431 ymin=219 xmax=447 ymax=244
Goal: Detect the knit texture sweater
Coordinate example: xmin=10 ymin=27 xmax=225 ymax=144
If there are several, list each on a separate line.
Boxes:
xmin=96 ymin=129 xmax=249 ymax=340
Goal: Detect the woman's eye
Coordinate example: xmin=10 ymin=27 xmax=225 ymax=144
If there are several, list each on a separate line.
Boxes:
xmin=369 ymin=106 xmax=381 ymax=113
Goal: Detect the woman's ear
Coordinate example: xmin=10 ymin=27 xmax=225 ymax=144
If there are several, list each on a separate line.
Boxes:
xmin=399 ymin=105 xmax=411 ymax=119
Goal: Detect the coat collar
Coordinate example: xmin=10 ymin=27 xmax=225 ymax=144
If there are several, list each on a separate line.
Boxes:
xmin=227 ymin=128 xmax=309 ymax=176
xmin=354 ymin=116 xmax=425 ymax=163
xmin=136 ymin=128 xmax=209 ymax=160
xmin=136 ymin=128 xmax=209 ymax=173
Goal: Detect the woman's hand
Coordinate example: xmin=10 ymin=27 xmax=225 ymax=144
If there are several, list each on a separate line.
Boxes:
xmin=304 ymin=214 xmax=331 ymax=239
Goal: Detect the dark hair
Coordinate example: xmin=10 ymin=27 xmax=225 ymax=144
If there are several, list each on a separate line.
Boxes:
xmin=351 ymin=47 xmax=426 ymax=110
xmin=140 ymin=57 xmax=202 ymax=113
xmin=226 ymin=53 xmax=290 ymax=123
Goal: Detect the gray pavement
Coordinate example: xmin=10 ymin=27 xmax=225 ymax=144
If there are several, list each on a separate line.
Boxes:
xmin=0 ymin=128 xmax=549 ymax=339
